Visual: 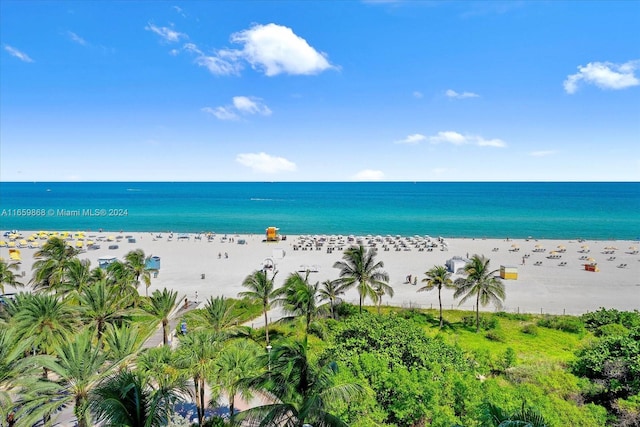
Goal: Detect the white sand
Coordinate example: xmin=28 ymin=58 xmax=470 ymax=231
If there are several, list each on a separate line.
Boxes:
xmin=3 ymin=232 xmax=639 ymax=317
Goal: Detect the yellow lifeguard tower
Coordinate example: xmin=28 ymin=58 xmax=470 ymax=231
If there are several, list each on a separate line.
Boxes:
xmin=265 ymin=226 xmax=279 ymax=242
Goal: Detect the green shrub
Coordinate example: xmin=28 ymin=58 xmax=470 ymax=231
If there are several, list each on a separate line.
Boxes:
xmin=595 ymin=323 xmax=629 ymax=337
xmin=334 ymin=302 xmax=359 ymax=319
xmin=485 ymin=330 xmax=506 ymax=342
xmin=581 ymin=308 xmax=640 ymax=332
xmin=495 ymin=311 xmax=533 ymax=321
xmin=521 ymin=323 xmax=539 ymax=336
xmin=398 ymin=308 xmax=434 ymax=325
xmin=462 ymin=315 xmax=498 ymax=330
xmin=537 ymin=315 xmax=585 ymax=334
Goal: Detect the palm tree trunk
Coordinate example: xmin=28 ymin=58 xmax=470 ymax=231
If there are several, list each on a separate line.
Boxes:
xmin=229 ymin=391 xmax=235 ymax=418
xmin=359 ymin=295 xmax=363 ymax=314
xmin=438 ymin=289 xmax=443 ymax=328
xmin=263 ymin=308 xmax=270 ymax=345
xmin=162 ymin=319 xmax=168 ymax=346
xmin=476 ymin=292 xmax=480 ymax=332
xmin=75 ymin=395 xmax=87 ymax=427
xmin=194 ymin=376 xmax=203 ymax=426
xmin=199 ymin=377 xmax=206 ymax=425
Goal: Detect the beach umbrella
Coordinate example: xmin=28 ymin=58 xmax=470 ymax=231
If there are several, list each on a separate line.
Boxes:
xmin=511 ymin=244 xmax=519 ymax=248
xmin=581 ymin=245 xmax=589 ymax=249
xmin=630 ymin=246 xmax=638 ymax=250
xmin=535 ymin=244 xmax=543 ymax=248
xmin=587 ymin=257 xmax=596 ymax=262
xmin=557 ymin=245 xmax=566 ymax=249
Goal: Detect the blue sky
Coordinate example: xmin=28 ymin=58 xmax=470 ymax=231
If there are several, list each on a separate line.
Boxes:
xmin=1 ymin=1 xmax=639 ymax=182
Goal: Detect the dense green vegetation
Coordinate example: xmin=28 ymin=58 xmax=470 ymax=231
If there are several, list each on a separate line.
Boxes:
xmin=1 ymin=239 xmax=639 ymax=427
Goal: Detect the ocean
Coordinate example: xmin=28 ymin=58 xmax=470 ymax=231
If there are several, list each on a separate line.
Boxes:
xmin=0 ymin=182 xmax=638 ymax=240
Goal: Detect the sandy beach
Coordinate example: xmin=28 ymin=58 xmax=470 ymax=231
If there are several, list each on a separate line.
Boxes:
xmin=2 ymin=231 xmax=639 ymax=316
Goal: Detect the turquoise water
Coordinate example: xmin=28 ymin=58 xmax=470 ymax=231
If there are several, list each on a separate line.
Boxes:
xmin=0 ymin=182 xmax=638 ymax=239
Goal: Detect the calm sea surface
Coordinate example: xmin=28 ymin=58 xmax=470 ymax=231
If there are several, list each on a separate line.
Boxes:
xmin=0 ymin=182 xmax=638 ymax=240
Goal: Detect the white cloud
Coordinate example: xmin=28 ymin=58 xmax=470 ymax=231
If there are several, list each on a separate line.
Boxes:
xmin=194 ymin=54 xmax=240 ymax=76
xmin=203 ymin=96 xmax=272 ymax=121
xmin=529 ymin=150 xmax=557 ymax=157
xmin=429 ymin=131 xmax=468 ymax=145
xmin=67 ymin=31 xmax=87 ymax=46
xmin=201 ymin=106 xmax=239 ymax=121
xmin=352 ymin=169 xmax=385 ymax=181
xmin=229 ymin=23 xmax=334 ymax=76
xmin=413 ymin=91 xmax=424 ymax=99
xmin=445 ymin=89 xmax=479 ymax=99
xmin=428 ymin=131 xmax=506 ymax=148
xmin=394 ymin=133 xmax=426 ymax=144
xmin=564 ymin=60 xmax=640 ymax=94
xmin=232 ymin=96 xmax=272 ymax=116
xmin=145 ymin=23 xmax=187 ymax=43
xmin=3 ymin=45 xmax=34 ymax=62
xmin=236 ymin=152 xmax=297 ymax=174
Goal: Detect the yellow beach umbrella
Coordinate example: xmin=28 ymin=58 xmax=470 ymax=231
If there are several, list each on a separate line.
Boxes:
xmin=630 ymin=246 xmax=638 ymax=250
xmin=557 ymin=245 xmax=566 ymax=249
xmin=581 ymin=245 xmax=589 ymax=249
xmin=587 ymin=257 xmax=596 ymax=262
xmin=535 ymin=244 xmax=543 ymax=248
xmin=511 ymin=244 xmax=519 ymax=248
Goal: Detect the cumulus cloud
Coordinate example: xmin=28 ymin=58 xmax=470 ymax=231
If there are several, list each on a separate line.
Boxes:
xmin=394 ymin=133 xmax=426 ymax=144
xmin=564 ymin=60 xmax=640 ymax=94
xmin=236 ymin=152 xmax=297 ymax=174
xmin=145 ymin=23 xmax=187 ymax=43
xmin=428 ymin=131 xmax=506 ymax=148
xmin=183 ymin=23 xmax=335 ymax=77
xmin=352 ymin=169 xmax=385 ymax=181
xmin=3 ymin=45 xmax=33 ymax=62
xmin=445 ymin=89 xmax=479 ymax=99
xmin=203 ymin=96 xmax=271 ymax=121
xmin=67 ymin=31 xmax=87 ymax=46
xmin=228 ymin=23 xmax=334 ymax=76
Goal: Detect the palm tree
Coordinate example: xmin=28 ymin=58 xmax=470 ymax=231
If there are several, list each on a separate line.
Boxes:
xmin=125 ymin=249 xmax=152 ymax=297
xmin=176 ymin=330 xmax=223 ymax=426
xmin=454 ymin=255 xmax=506 ymax=332
xmin=333 ymin=245 xmax=390 ymax=313
xmin=103 ymin=323 xmax=149 ymax=371
xmin=373 ymin=280 xmax=394 ymax=315
xmin=215 ymin=339 xmax=261 ymax=417
xmin=278 ymin=272 xmax=322 ymax=335
xmin=418 ymin=265 xmax=455 ymax=328
xmin=143 ymin=288 xmax=179 ymax=346
xmin=0 ymin=328 xmax=43 ymax=425
xmin=31 ymin=236 xmax=78 ymax=294
xmin=106 ymin=260 xmax=140 ymax=304
xmin=484 ymin=402 xmax=548 ymax=426
xmin=318 ymin=279 xmax=347 ymax=320
xmin=137 ymin=345 xmax=191 ymax=421
xmin=90 ymin=368 xmax=186 ymax=427
xmin=78 ymin=281 xmax=130 ymax=341
xmin=0 ymin=258 xmax=23 ymax=294
xmin=40 ymin=328 xmax=111 ymax=427
xmin=239 ymin=270 xmax=279 ymax=345
xmin=187 ymin=295 xmax=243 ymax=336
xmin=10 ymin=293 xmax=79 ymax=360
xmin=235 ymin=339 xmax=365 ymax=427
xmin=60 ymin=258 xmax=94 ymax=298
